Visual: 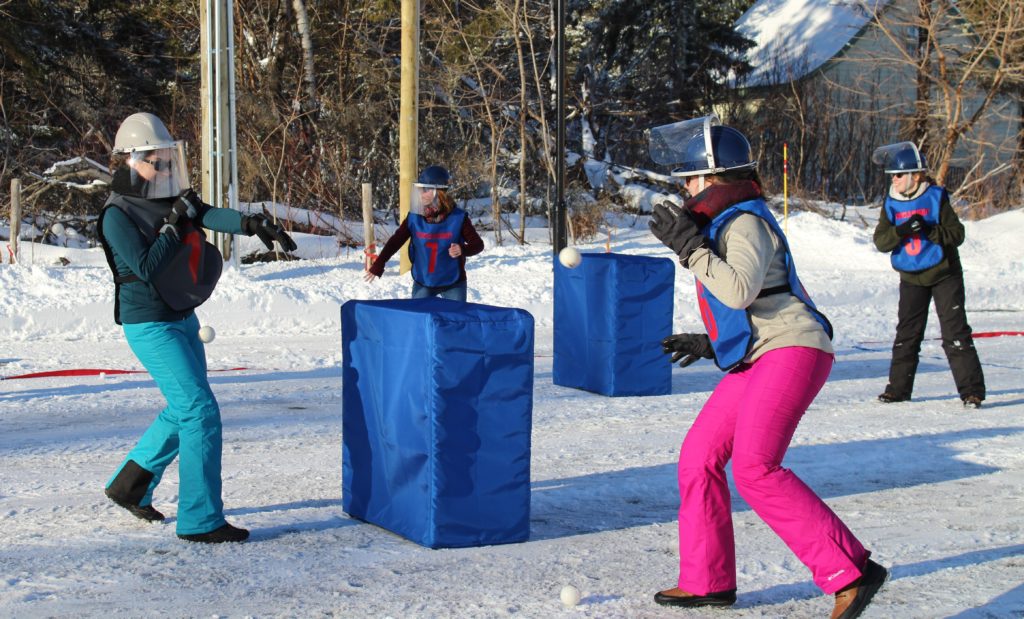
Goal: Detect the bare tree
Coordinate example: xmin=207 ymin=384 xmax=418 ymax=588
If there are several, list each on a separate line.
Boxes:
xmin=864 ymin=0 xmax=1021 ymax=192
xmin=292 ymin=0 xmax=318 ymax=112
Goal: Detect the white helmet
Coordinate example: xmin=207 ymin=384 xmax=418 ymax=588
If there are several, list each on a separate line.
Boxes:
xmin=112 ymin=113 xmax=190 ymax=199
xmin=114 ymin=112 xmax=177 ymax=153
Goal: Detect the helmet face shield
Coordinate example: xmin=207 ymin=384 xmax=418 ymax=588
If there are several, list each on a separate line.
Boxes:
xmin=648 ymin=116 xmax=717 ymax=173
xmin=871 ymin=141 xmax=927 ymax=174
xmin=647 ymin=114 xmax=755 ymax=178
xmin=126 ymin=142 xmax=190 ymax=199
xmin=411 ymin=183 xmax=443 ymax=216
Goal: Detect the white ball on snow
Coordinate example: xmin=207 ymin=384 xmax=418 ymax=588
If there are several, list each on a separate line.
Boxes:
xmin=560 ymin=584 xmax=581 ymax=607
xmin=198 ymin=326 xmax=216 ymax=343
xmin=558 ymin=246 xmax=582 ymax=269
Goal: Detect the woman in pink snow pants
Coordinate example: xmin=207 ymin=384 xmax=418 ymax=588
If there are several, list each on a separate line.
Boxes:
xmin=645 ymin=115 xmax=887 ymax=619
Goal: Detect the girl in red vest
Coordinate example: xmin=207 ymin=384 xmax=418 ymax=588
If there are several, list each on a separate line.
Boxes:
xmin=364 ymin=165 xmax=484 ymax=301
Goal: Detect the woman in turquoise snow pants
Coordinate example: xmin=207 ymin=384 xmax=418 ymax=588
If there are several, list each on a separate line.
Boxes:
xmin=111 ymin=314 xmax=224 ymax=535
xmin=99 ymin=112 xmax=296 ymax=543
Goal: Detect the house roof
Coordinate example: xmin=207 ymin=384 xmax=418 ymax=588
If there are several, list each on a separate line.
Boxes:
xmin=734 ymin=0 xmax=887 ymax=87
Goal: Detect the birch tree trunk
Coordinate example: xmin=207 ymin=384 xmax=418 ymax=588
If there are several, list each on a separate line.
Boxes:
xmin=292 ymin=0 xmax=317 ymax=110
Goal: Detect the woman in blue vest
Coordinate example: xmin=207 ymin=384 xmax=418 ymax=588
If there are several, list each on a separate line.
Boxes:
xmin=646 ymin=116 xmax=885 ymax=619
xmin=364 ymin=165 xmax=484 ymax=301
xmin=871 ymin=141 xmax=985 ymax=408
xmin=99 ymin=112 xmax=296 ymax=543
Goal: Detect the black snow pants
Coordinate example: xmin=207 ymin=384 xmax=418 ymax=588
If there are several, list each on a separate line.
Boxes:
xmin=885 ymin=273 xmax=986 ymax=401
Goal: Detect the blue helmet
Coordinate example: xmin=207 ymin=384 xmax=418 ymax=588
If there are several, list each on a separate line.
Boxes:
xmin=416 ymin=165 xmax=451 ymax=189
xmin=648 ymin=115 xmax=756 ymax=177
xmin=871 ymin=141 xmax=927 ymax=174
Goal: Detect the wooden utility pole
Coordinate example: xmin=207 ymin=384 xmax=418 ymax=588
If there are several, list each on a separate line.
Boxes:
xmin=399 ymin=0 xmax=419 ymax=274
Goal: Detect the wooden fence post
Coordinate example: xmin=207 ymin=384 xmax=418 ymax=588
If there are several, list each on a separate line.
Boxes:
xmin=9 ymin=178 xmax=21 ymax=264
xmin=361 ymin=183 xmax=376 ymax=270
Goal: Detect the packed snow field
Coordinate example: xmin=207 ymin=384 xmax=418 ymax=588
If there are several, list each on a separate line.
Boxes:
xmin=2 ymin=207 xmax=1023 ymax=618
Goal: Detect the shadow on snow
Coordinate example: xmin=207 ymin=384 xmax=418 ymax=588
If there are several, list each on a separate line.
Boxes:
xmin=528 ymin=426 xmax=1023 ymax=541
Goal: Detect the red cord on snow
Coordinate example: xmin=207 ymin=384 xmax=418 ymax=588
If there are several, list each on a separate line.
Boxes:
xmin=1 ymin=367 xmax=248 ymax=381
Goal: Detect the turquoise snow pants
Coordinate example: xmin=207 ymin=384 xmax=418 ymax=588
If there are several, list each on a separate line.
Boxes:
xmin=108 ymin=314 xmax=226 ymax=535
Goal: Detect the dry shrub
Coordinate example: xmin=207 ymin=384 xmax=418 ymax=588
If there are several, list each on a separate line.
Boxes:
xmin=569 ymin=198 xmax=606 ymax=243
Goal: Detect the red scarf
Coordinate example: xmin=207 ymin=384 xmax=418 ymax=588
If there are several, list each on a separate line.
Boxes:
xmin=685 ymin=180 xmax=763 ymax=228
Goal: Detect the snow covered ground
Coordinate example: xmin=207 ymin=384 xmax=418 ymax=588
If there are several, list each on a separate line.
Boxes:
xmin=2 ymin=206 xmax=1023 ymax=618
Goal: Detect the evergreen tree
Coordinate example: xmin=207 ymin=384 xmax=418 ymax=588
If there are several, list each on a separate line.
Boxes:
xmin=573 ymin=0 xmax=754 ymax=165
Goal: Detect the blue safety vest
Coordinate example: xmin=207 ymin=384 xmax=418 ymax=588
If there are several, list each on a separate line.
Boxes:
xmin=883 ymin=185 xmax=945 ymax=273
xmin=697 ymin=199 xmax=833 ymax=371
xmin=407 ymin=208 xmax=466 ymax=287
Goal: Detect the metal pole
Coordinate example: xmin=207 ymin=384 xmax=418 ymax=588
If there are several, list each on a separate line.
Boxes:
xmin=553 ymin=0 xmax=567 ymax=254
xmin=200 ymin=1 xmax=214 ymax=213
xmin=226 ymin=0 xmax=240 ymax=264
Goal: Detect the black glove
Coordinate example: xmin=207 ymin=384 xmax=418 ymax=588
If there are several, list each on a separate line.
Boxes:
xmin=242 ymin=213 xmax=298 ymax=252
xmin=173 ymin=188 xmax=202 ymax=220
xmin=160 ymin=190 xmax=202 ymax=240
xmin=649 ymin=203 xmax=707 ymax=267
xmin=894 ymin=214 xmax=928 ymax=237
xmin=661 ymin=333 xmax=714 ymax=368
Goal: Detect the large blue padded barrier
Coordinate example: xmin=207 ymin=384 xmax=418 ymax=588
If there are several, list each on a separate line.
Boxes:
xmin=553 ymin=252 xmax=674 ymax=396
xmin=341 ymin=298 xmax=534 ymax=548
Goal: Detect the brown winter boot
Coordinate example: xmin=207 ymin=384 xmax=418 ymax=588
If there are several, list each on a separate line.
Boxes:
xmin=831 ymin=559 xmax=887 ymax=619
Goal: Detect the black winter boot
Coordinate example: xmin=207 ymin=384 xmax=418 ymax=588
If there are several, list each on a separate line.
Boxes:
xmin=877 ymin=392 xmax=910 ymax=404
xmin=654 ymin=587 xmax=736 ymax=607
xmin=178 ymin=522 xmax=249 ymax=544
xmin=105 ymin=460 xmax=165 ymax=522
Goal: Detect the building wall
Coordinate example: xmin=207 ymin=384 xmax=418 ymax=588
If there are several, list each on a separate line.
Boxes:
xmin=821 ymin=0 xmax=1019 ymax=172
xmin=726 ymin=0 xmax=1020 ymax=202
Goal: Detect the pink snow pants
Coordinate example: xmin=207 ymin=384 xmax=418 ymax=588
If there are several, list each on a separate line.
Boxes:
xmin=676 ymin=346 xmax=868 ymax=595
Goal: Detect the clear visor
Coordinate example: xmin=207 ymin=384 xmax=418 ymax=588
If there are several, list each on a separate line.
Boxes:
xmin=871 ymin=141 xmax=923 ymax=173
xmin=411 ymin=183 xmax=444 ymax=216
xmin=647 ymin=115 xmax=719 ymax=169
xmin=126 ymin=142 xmax=190 ymax=199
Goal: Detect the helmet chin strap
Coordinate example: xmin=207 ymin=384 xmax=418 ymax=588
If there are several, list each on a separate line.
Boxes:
xmin=697 ymin=175 xmax=706 ymax=193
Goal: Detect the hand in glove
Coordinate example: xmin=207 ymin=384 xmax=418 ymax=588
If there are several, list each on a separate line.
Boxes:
xmin=894 ymin=214 xmax=929 ymax=237
xmin=242 ymin=214 xmax=298 ymax=252
xmin=173 ymin=188 xmax=202 ymax=220
xmin=649 ymin=203 xmax=707 ymax=267
xmin=661 ymin=333 xmax=714 ymax=368
xmin=160 ymin=189 xmax=203 ymax=240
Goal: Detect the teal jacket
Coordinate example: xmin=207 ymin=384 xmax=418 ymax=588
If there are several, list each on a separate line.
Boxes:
xmin=101 ymin=195 xmax=245 ymax=324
